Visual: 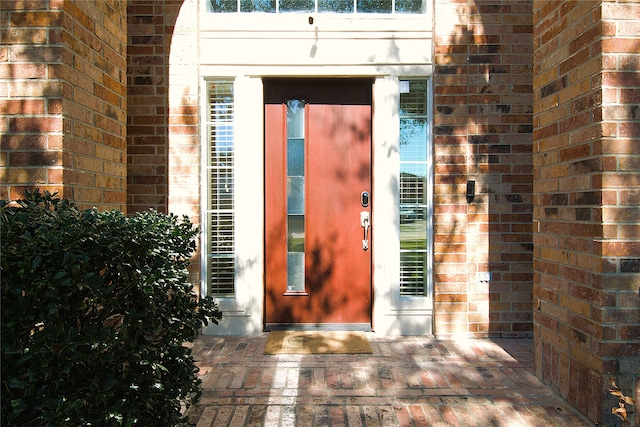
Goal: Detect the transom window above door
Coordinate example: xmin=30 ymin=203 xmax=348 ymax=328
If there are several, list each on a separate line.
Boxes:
xmin=207 ymin=0 xmax=426 ymax=14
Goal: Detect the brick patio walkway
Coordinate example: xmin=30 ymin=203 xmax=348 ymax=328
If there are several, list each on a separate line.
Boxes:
xmin=186 ymin=334 xmax=593 ymax=426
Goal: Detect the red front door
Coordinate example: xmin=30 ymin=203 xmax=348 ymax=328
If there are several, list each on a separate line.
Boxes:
xmin=264 ymin=79 xmax=372 ymax=328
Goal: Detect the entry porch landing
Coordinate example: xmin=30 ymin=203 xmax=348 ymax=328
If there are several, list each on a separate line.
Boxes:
xmin=187 ymin=334 xmax=592 ymax=426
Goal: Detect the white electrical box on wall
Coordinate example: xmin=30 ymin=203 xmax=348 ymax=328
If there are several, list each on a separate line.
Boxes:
xmin=477 ymin=272 xmax=492 ymax=283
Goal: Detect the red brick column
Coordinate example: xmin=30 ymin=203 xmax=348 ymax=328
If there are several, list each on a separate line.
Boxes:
xmin=127 ymin=0 xmax=197 ymax=217
xmin=167 ymin=0 xmax=201 ymax=286
xmin=1 ymin=0 xmax=127 ymax=211
xmin=127 ymin=1 xmax=171 ymax=213
xmin=127 ymin=0 xmax=200 ymax=285
xmin=433 ymin=0 xmax=534 ymax=337
xmin=533 ymin=0 xmax=640 ymax=424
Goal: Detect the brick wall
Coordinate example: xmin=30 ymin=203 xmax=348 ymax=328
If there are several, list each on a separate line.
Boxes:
xmin=433 ymin=0 xmax=534 ymax=337
xmin=127 ymin=0 xmax=199 ymax=217
xmin=127 ymin=1 xmax=170 ymax=213
xmin=127 ymin=0 xmax=201 ymax=284
xmin=166 ymin=0 xmax=200 ymax=224
xmin=167 ymin=0 xmax=201 ymax=286
xmin=0 ymin=0 xmax=127 ymax=211
xmin=533 ymin=0 xmax=640 ymax=424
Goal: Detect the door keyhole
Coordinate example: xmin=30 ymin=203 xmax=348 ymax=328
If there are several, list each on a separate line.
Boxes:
xmin=361 ymin=191 xmax=369 ymax=207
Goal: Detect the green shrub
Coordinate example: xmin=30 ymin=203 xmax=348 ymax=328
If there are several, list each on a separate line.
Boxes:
xmin=1 ymin=190 xmax=222 ymax=426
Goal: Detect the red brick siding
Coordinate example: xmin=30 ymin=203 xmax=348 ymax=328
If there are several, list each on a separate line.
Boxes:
xmin=167 ymin=0 xmax=201 ymax=286
xmin=533 ymin=0 xmax=640 ymax=424
xmin=127 ymin=0 xmax=201 ymax=286
xmin=599 ymin=0 xmax=640 ymax=421
xmin=127 ymin=1 xmax=175 ymax=214
xmin=127 ymin=2 xmax=166 ymax=213
xmin=0 ymin=0 xmax=127 ymax=210
xmin=433 ymin=0 xmax=534 ymax=337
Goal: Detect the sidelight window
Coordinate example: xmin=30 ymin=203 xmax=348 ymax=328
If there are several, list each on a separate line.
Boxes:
xmin=399 ymin=79 xmax=430 ymax=297
xmin=205 ymin=81 xmax=235 ymax=297
xmin=286 ymin=99 xmax=307 ymax=293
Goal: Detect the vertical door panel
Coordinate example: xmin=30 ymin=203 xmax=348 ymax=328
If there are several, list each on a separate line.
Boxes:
xmin=264 ymin=102 xmax=287 ymax=308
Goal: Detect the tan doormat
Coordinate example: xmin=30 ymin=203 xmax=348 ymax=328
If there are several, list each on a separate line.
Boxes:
xmin=264 ymin=331 xmax=373 ymax=355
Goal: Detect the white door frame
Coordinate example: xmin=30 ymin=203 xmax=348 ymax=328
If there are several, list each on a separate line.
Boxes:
xmin=197 ymin=2 xmax=433 ymax=335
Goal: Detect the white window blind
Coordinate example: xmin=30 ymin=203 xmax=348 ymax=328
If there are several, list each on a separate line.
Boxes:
xmin=206 ymin=81 xmax=235 ymax=296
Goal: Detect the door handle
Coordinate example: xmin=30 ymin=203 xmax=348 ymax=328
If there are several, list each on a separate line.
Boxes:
xmin=360 ymin=211 xmax=370 ymax=251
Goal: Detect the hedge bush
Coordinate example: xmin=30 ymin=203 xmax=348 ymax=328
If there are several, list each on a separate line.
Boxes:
xmin=1 ymin=190 xmax=222 ymax=426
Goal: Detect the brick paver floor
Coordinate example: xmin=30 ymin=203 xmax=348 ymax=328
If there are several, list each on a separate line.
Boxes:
xmin=186 ymin=334 xmax=593 ymax=426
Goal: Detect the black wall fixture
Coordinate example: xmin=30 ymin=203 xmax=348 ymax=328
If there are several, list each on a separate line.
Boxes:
xmin=466 ymin=180 xmax=475 ymax=203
